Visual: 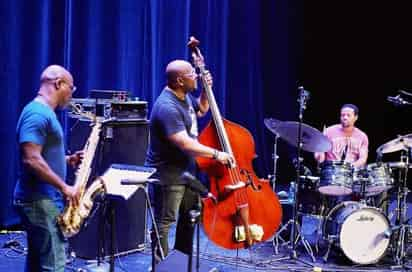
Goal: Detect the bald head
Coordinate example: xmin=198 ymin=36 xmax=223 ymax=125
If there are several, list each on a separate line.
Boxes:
xmin=38 ymin=65 xmax=74 ymax=109
xmin=40 ymin=65 xmax=73 ymax=83
xmin=166 ymin=60 xmax=193 ymax=84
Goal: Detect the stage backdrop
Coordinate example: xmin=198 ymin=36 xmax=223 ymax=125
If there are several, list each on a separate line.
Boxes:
xmin=0 ymin=0 xmax=301 ymax=226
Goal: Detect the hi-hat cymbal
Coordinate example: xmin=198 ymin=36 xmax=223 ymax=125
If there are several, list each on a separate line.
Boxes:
xmin=274 ymin=121 xmax=332 ymax=152
xmin=264 ymin=118 xmax=283 ymax=135
xmin=376 ymin=134 xmax=412 ymax=154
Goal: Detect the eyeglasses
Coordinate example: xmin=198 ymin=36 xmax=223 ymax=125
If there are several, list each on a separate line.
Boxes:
xmin=42 ymin=77 xmax=77 ymax=93
xmin=65 ymin=82 xmax=77 ymax=93
xmin=182 ymin=71 xmax=198 ymax=79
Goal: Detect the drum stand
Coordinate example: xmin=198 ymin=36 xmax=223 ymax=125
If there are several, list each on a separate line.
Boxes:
xmin=272 ymin=197 xmax=316 ymax=263
xmin=272 ymin=87 xmax=316 ymax=265
xmin=269 ymin=135 xmax=280 ymax=192
xmin=390 ymin=150 xmax=412 ymax=269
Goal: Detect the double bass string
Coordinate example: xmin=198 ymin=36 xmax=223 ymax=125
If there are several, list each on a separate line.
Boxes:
xmin=202 ymin=73 xmax=247 ymax=207
xmin=197 ymin=53 xmax=249 ymax=209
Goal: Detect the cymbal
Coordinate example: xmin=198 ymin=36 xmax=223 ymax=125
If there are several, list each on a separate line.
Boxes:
xmin=274 ymin=121 xmax=332 ymax=152
xmin=376 ymin=134 xmax=412 ymax=154
xmin=264 ymin=118 xmax=283 ymax=135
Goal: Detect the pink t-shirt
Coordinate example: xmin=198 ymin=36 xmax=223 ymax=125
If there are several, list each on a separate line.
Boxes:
xmin=324 ymin=124 xmax=369 ymax=163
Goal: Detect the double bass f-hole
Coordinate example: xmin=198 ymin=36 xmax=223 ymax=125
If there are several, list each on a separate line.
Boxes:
xmin=188 ymin=36 xmax=282 ymax=249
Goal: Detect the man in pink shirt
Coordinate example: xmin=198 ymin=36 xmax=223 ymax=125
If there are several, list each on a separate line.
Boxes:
xmin=315 ymin=104 xmax=368 ymax=168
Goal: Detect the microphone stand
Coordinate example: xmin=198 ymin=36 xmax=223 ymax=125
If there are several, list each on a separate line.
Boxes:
xmin=272 ymin=87 xmax=315 ymax=265
xmin=187 ymin=199 xmax=202 ymax=272
xmin=290 ymin=86 xmax=315 ymax=263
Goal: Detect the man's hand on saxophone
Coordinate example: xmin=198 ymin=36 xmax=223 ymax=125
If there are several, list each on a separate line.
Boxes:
xmin=64 ymin=149 xmax=84 ymax=206
xmin=66 ymin=150 xmax=84 ymax=168
xmin=62 ymin=184 xmax=81 ymax=207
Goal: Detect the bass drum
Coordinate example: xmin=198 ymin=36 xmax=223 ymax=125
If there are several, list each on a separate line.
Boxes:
xmin=323 ymin=201 xmax=390 ymax=264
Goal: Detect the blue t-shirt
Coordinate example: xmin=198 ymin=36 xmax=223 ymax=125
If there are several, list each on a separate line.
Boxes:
xmin=145 ymin=88 xmax=200 ymax=184
xmin=14 ymin=100 xmax=66 ymax=202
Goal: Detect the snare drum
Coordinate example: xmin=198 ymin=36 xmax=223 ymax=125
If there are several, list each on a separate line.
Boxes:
xmin=323 ymin=201 xmax=390 ymax=264
xmin=318 ymin=161 xmax=353 ymax=196
xmin=366 ymin=163 xmax=393 ymax=195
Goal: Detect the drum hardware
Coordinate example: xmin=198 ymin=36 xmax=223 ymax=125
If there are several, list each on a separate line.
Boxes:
xmin=264 ymin=118 xmax=282 ymax=192
xmin=386 ymin=161 xmax=412 ymax=169
xmin=353 ymin=173 xmax=369 ymax=201
xmin=389 ymin=149 xmax=412 ymax=268
xmin=376 ymin=135 xmax=412 ymax=267
xmin=387 ymin=90 xmax=412 ymax=107
xmin=272 ymin=213 xmax=315 ymax=260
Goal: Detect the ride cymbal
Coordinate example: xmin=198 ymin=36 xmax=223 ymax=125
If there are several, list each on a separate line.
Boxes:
xmin=274 ymin=121 xmax=332 ymax=153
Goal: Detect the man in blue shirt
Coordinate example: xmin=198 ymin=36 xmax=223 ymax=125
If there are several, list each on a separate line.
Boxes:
xmin=14 ymin=65 xmax=82 ymax=272
xmin=145 ymin=60 xmax=232 ymax=260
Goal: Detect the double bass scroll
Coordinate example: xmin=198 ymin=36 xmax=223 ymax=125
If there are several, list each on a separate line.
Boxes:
xmin=188 ymin=36 xmax=282 ymax=250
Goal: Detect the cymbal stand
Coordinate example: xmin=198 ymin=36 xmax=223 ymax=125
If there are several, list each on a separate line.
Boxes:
xmin=273 ymin=86 xmax=315 ymax=264
xmin=391 ymin=149 xmax=412 ymax=268
xmin=269 ymin=134 xmax=280 ymax=192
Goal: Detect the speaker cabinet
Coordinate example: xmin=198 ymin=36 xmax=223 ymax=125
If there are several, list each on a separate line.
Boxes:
xmin=67 ymin=118 xmax=149 ymax=175
xmin=67 ymin=118 xmax=149 ymax=258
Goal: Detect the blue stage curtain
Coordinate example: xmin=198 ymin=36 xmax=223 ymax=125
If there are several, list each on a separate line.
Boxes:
xmin=0 ymin=0 xmax=301 ymax=226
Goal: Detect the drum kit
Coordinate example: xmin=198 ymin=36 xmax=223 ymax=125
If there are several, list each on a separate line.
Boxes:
xmin=265 ymin=118 xmax=412 ymax=267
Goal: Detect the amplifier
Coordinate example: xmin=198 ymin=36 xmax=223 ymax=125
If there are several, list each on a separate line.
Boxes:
xmin=110 ymin=101 xmax=148 ymax=120
xmin=69 ymin=98 xmax=148 ymax=120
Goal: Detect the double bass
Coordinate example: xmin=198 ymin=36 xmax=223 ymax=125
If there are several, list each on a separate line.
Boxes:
xmin=189 ymin=37 xmax=282 ymax=249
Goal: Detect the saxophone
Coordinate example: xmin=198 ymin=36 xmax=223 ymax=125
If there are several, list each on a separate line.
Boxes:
xmin=57 ymin=103 xmax=107 ymax=238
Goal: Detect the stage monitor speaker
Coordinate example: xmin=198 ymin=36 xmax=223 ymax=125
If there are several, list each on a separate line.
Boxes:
xmin=156 ymin=250 xmax=219 ymax=272
xmin=69 ymin=187 xmax=147 ymax=259
xmin=67 ymin=118 xmax=149 ymax=259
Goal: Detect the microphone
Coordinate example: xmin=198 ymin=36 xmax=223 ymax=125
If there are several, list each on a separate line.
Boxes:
xmin=181 ymin=172 xmax=217 ymax=202
xmin=298 ymin=86 xmax=310 ymax=100
xmin=387 ymin=95 xmax=409 ymax=106
xmin=121 ymin=178 xmax=160 ymax=185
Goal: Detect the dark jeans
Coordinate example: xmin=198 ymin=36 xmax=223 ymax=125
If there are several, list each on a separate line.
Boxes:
xmin=14 ymin=199 xmax=66 ymax=272
xmin=152 ymin=183 xmax=199 ymax=257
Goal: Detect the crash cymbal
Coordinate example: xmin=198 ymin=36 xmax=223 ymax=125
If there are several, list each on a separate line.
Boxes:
xmin=275 ymin=121 xmax=332 ymax=152
xmin=264 ymin=118 xmax=283 ymax=135
xmin=376 ymin=134 xmax=412 ymax=154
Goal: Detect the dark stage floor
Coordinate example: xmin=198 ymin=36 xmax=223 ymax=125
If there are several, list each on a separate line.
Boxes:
xmin=1 ymin=220 xmax=412 ymax=272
